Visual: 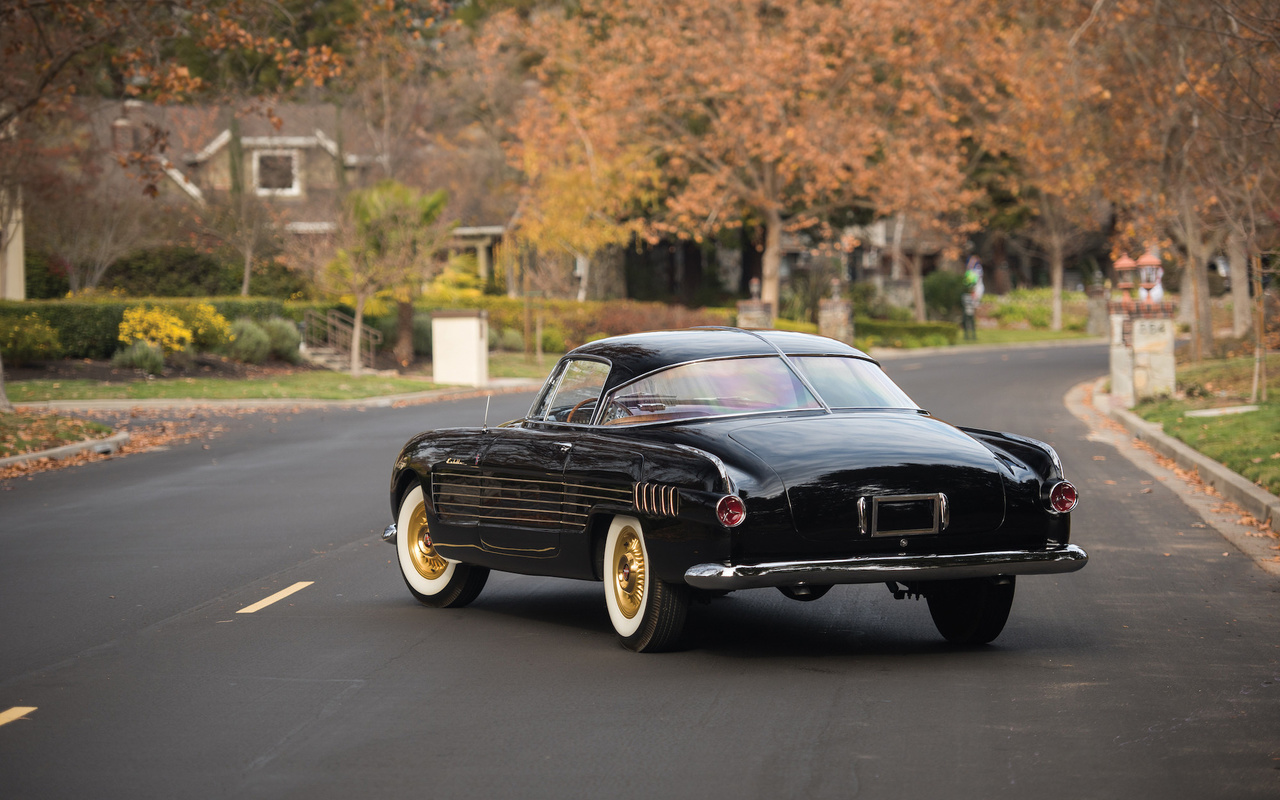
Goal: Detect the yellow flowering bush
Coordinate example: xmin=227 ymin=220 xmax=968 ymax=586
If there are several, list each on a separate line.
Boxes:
xmin=117 ymin=305 xmax=193 ymax=355
xmin=0 ymin=313 xmax=63 ymax=365
xmin=173 ymin=302 xmax=231 ymax=351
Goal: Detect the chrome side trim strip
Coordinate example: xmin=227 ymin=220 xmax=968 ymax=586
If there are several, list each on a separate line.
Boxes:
xmin=683 ymin=544 xmax=1088 ymax=590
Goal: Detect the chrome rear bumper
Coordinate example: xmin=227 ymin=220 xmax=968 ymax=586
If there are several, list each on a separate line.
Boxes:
xmin=684 ymin=544 xmax=1088 ymax=590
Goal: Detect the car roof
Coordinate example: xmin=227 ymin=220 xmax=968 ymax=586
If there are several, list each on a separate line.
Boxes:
xmin=566 ymin=328 xmax=872 ymax=390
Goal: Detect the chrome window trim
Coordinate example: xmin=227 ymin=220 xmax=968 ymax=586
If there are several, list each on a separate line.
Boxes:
xmin=527 ymin=355 xmax=614 ymax=424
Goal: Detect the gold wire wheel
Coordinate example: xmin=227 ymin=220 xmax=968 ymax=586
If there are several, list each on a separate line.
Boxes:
xmin=406 ymin=502 xmax=449 ymax=580
xmin=611 ymin=526 xmax=647 ymax=619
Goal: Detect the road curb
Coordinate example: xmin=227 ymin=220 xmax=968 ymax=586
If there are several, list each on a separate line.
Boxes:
xmin=1092 ymin=377 xmax=1280 ymax=529
xmin=0 ymin=431 xmax=131 ymax=470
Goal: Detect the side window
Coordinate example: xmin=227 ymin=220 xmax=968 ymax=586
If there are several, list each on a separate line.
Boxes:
xmin=534 ymin=359 xmax=611 ymax=424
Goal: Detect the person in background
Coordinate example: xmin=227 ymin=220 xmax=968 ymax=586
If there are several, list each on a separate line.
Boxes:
xmin=962 ymin=256 xmax=984 ymax=340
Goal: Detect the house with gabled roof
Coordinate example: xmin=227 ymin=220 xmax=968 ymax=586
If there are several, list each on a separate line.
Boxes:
xmin=107 ymin=99 xmax=385 ymax=235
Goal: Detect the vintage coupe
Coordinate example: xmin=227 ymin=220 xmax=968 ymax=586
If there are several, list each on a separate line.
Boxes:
xmin=383 ymin=328 xmax=1086 ymax=652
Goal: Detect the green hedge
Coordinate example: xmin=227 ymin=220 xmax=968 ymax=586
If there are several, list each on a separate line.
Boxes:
xmin=855 ymin=317 xmax=960 ymax=347
xmin=0 ymin=297 xmax=291 ymax=360
xmin=410 ymin=295 xmax=734 ymax=351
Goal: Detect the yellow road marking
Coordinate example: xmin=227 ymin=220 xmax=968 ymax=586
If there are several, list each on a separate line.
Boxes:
xmin=237 ymin=581 xmax=314 ymax=614
xmin=0 ymin=707 xmax=36 ymax=727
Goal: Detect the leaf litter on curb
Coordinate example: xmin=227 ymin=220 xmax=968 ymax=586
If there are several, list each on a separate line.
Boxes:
xmin=0 ymin=406 xmax=278 ymax=484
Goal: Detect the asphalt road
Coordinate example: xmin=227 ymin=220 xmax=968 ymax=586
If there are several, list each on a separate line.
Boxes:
xmin=1 ymin=343 xmax=1277 ymax=799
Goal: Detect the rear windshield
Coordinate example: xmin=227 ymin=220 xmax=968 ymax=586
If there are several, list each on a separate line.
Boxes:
xmin=602 ymin=356 xmax=821 ymax=425
xmin=791 ymin=356 xmax=918 ymax=409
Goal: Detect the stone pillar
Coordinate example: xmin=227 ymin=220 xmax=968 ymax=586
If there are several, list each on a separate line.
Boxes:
xmin=818 ymin=298 xmax=853 ymax=343
xmin=1109 ymin=313 xmax=1134 ymax=408
xmin=818 ymin=279 xmax=853 ymax=343
xmin=736 ymin=301 xmax=772 ymax=329
xmin=736 ymin=276 xmax=772 ymax=329
xmin=1086 ymin=284 xmax=1108 ymax=337
xmin=1132 ymin=317 xmax=1175 ymax=401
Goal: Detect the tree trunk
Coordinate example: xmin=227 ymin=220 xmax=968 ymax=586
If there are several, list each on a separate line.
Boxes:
xmin=351 ymin=296 xmax=366 ymax=376
xmin=394 ymin=298 xmax=414 ymax=367
xmin=761 ymin=206 xmax=783 ymax=323
xmin=241 ymin=242 xmax=253 ymax=296
xmin=890 ymin=212 xmax=905 ymax=282
xmin=0 ymin=351 xmax=14 ymax=413
xmin=1227 ymin=229 xmax=1251 ymax=338
xmin=1049 ymin=231 xmax=1065 ymax=332
xmin=575 ymin=253 xmax=589 ymax=303
xmin=908 ymin=250 xmax=926 ymax=322
xmin=1176 ymin=191 xmax=1215 ymax=360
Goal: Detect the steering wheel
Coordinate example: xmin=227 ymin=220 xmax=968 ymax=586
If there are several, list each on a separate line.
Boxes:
xmin=567 ymin=398 xmax=598 ymax=424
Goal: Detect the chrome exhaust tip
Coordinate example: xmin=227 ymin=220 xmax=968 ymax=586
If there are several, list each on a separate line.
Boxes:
xmin=381 ymin=523 xmax=397 ymax=544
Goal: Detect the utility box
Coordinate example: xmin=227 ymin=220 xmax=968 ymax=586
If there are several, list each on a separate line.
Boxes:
xmin=431 ymin=310 xmax=489 ymax=387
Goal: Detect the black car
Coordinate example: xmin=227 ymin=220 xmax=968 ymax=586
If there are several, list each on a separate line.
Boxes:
xmin=384 ymin=328 xmax=1086 ymax=652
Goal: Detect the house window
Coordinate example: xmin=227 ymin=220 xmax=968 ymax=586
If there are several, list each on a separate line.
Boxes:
xmin=254 ymin=150 xmax=300 ymax=196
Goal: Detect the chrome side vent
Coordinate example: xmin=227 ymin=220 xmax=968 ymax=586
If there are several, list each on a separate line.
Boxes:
xmin=432 ymin=470 xmax=632 ymax=533
xmin=634 ymin=482 xmax=680 ymax=518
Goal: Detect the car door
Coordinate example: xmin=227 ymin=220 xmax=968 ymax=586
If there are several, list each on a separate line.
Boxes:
xmin=471 ymin=358 xmax=615 ymax=559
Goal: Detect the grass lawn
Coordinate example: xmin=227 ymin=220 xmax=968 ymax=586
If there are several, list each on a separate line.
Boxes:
xmin=0 ymin=412 xmax=113 ymax=458
xmin=7 ymin=372 xmax=445 ymax=403
xmin=487 ymin=350 xmax=561 ymax=379
xmin=1133 ymin=354 xmax=1280 ymax=497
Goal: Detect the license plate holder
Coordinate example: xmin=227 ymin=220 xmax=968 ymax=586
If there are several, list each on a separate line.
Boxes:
xmin=864 ymin=493 xmax=948 ymax=536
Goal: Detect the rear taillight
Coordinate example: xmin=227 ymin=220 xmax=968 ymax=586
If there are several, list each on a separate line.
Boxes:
xmin=1048 ymin=481 xmax=1079 ymax=514
xmin=716 ymin=495 xmax=746 ymax=528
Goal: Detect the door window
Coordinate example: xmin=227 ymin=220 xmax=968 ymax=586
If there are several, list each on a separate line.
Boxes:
xmin=532 ymin=359 xmax=611 ymax=424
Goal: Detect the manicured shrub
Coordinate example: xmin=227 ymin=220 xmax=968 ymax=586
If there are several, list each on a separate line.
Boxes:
xmin=111 ymin=340 xmax=165 ymax=376
xmin=0 ymin=297 xmax=297 ymax=360
xmin=540 ymin=326 xmax=566 ymax=354
xmin=1027 ymin=305 xmax=1052 ymax=329
xmin=260 ymin=316 xmax=302 ymax=363
xmin=208 ymin=298 xmax=288 ymax=323
xmin=0 ymin=313 xmax=63 ymax=365
xmin=171 ymin=302 xmax=232 ymax=352
xmin=772 ymin=318 xmax=819 ymax=334
xmin=413 ymin=294 xmax=732 ymax=351
xmin=854 ymin=317 xmax=960 ymax=346
xmin=498 ymin=327 xmax=523 ymax=352
xmin=228 ymin=318 xmax=271 ymax=364
xmin=923 ymin=270 xmax=969 ymax=320
xmin=118 ymin=306 xmax=193 ymax=354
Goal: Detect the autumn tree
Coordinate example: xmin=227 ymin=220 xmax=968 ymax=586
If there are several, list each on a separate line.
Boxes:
xmin=518 ymin=1 xmax=897 ymax=320
xmin=1079 ymin=0 xmax=1280 ymax=358
xmin=984 ymin=8 xmax=1112 ymax=330
xmin=859 ymin=0 xmax=1014 ymax=322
